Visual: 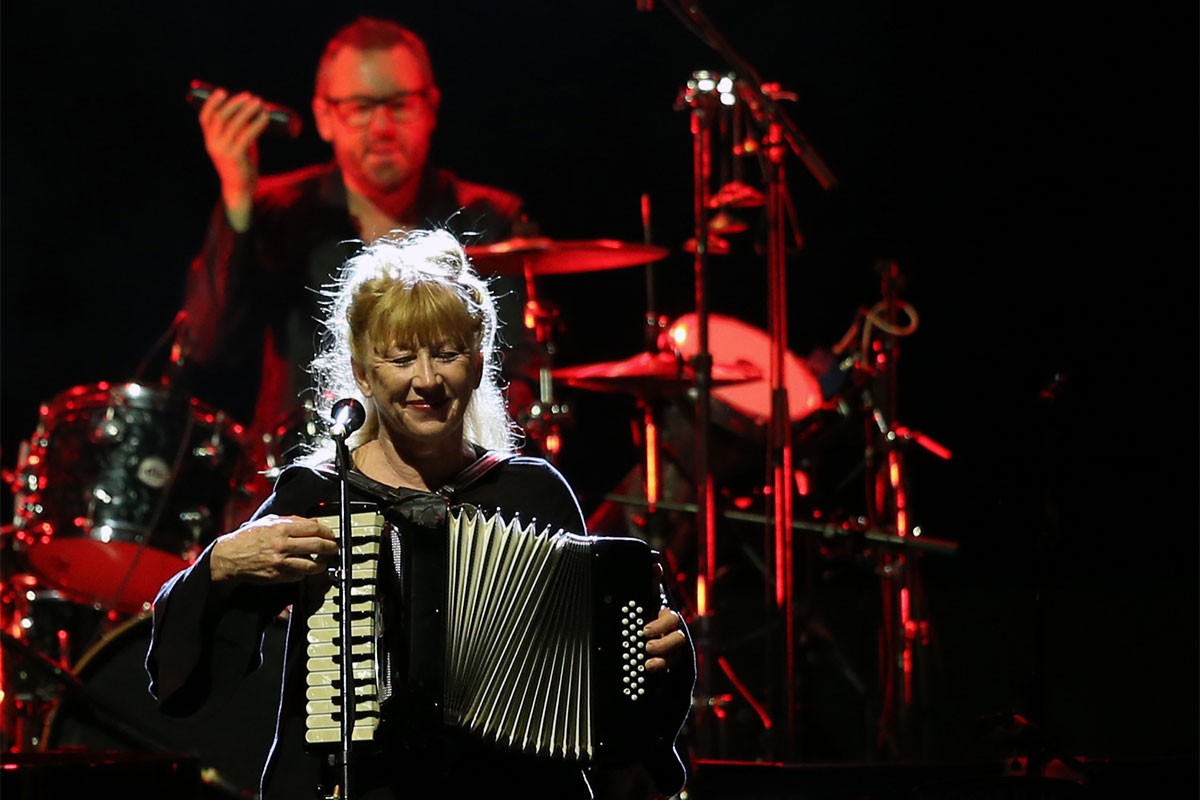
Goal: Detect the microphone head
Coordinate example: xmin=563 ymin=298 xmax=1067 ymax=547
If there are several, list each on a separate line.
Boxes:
xmin=329 ymin=398 xmax=366 ymax=438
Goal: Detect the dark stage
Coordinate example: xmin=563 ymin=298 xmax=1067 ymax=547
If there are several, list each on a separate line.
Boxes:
xmin=2 ymin=2 xmax=1196 ymax=798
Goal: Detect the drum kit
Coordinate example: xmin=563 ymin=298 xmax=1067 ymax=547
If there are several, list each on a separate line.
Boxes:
xmin=1 ymin=53 xmax=950 ymax=790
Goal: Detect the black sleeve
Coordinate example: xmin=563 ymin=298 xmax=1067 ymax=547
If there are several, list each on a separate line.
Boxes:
xmin=144 ymin=466 xmax=326 ymax=715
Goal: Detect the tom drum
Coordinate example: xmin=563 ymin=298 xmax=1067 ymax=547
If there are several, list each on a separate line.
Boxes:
xmin=11 ymin=381 xmax=259 ymax=616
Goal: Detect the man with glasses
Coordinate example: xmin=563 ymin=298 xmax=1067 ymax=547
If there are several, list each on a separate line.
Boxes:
xmin=181 ymin=16 xmax=534 ymax=476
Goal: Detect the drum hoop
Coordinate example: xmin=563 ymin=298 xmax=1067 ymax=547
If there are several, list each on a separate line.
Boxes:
xmin=59 ymin=610 xmax=151 ymax=679
xmin=37 ymin=382 xmax=248 ymax=443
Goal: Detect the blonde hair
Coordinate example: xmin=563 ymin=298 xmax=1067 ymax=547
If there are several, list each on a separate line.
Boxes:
xmin=298 ymin=228 xmax=517 ymax=465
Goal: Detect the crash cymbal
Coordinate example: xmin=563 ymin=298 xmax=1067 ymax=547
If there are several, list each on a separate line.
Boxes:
xmin=465 ymin=236 xmax=669 ymax=277
xmin=553 ymin=350 xmax=762 ymax=398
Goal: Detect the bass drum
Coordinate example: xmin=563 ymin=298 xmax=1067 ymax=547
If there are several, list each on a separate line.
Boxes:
xmin=656 ymin=312 xmax=826 ymax=491
xmin=661 ymin=312 xmax=825 ymax=438
xmin=42 ymin=612 xmax=285 ymax=800
xmin=12 ymin=381 xmax=260 ymax=616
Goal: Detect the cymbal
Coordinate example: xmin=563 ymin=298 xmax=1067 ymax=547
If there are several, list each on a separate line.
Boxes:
xmin=708 ymin=180 xmax=765 ymax=209
xmin=465 ymin=236 xmax=669 ymax=276
xmin=553 ymin=350 xmax=762 ymax=397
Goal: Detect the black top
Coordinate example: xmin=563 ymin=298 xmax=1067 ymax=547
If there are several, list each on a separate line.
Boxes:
xmin=146 ymin=451 xmax=694 ymax=800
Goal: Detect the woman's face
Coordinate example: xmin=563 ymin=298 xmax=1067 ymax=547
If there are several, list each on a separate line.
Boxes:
xmin=354 ymin=339 xmax=482 ymax=451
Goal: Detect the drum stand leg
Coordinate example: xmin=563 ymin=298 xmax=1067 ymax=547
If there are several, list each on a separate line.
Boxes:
xmin=1 ymin=632 xmax=70 ymax=752
xmin=857 ymin=259 xmax=941 ymax=760
xmin=515 ymin=267 xmax=572 ymax=463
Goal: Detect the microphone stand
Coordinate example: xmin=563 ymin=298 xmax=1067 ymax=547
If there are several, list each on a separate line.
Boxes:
xmin=332 ymin=427 xmax=356 ymax=800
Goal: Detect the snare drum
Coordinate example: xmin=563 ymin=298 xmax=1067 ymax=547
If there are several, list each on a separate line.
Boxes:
xmin=662 ymin=312 xmax=824 ymax=440
xmin=11 ymin=381 xmax=257 ymax=616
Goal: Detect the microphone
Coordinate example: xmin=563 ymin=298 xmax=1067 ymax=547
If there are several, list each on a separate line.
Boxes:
xmin=329 ymin=398 xmax=366 ymax=439
xmin=186 ymin=79 xmax=302 ymax=138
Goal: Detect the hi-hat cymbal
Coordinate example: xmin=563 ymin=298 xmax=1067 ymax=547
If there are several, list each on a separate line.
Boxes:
xmin=465 ymin=236 xmax=669 ymax=277
xmin=553 ymin=350 xmax=762 ymax=398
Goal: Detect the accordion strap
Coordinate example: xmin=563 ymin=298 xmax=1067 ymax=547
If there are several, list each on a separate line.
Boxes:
xmin=437 ymin=448 xmax=513 ymax=498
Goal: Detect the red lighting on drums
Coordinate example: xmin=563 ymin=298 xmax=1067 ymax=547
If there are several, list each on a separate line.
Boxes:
xmin=14 ymin=381 xmax=259 ymax=616
xmin=668 ymin=321 xmax=689 ymax=348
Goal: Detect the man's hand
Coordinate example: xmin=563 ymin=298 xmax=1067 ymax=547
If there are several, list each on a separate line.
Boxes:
xmin=198 ymin=87 xmax=269 ymax=232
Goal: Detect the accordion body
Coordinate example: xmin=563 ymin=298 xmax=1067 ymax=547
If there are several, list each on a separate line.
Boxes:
xmin=304 ymin=502 xmax=679 ymax=772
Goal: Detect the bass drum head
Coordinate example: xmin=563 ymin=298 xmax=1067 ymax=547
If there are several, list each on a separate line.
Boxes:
xmin=662 ymin=312 xmax=824 ymax=439
xmin=42 ymin=612 xmax=285 ymax=799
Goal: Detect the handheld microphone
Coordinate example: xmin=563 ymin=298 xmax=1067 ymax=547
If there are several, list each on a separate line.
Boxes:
xmin=329 ymin=398 xmax=366 ymax=439
xmin=186 ymin=79 xmax=302 ymax=138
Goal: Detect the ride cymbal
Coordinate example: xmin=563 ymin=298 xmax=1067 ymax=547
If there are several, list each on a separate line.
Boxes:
xmin=465 ymin=237 xmax=669 ymax=277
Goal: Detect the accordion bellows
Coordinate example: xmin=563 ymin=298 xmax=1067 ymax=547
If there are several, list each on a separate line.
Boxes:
xmin=305 ymin=505 xmax=668 ymax=767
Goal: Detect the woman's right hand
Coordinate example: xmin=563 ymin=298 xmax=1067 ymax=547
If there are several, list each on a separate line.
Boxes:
xmin=209 ymin=514 xmax=338 ymax=585
xmin=198 ymin=86 xmax=269 ymax=232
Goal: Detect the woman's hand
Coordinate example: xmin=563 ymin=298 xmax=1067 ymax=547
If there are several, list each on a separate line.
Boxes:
xmin=643 ymin=561 xmax=692 ymax=673
xmin=643 ymin=606 xmax=690 ymax=673
xmin=209 ymin=514 xmax=338 ymax=585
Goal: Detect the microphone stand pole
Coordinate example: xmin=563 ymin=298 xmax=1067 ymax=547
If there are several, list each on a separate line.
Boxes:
xmin=333 ymin=429 xmax=356 ymax=800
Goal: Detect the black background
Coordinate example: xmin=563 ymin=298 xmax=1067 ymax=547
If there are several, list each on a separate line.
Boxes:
xmin=2 ymin=0 xmax=1196 ymax=772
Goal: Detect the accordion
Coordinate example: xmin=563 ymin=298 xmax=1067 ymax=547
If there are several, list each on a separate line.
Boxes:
xmin=304 ymin=501 xmax=681 ymax=773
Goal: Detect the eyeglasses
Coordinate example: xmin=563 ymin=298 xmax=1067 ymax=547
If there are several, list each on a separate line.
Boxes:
xmin=321 ymin=89 xmax=433 ymax=126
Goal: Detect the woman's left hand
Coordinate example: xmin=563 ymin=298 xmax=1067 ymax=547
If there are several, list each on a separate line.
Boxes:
xmin=643 ymin=606 xmax=690 ymax=673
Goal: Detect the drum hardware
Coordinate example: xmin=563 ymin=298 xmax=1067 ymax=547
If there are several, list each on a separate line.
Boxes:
xmin=468 ymin=233 xmax=672 ymax=463
xmin=514 ymin=287 xmax=572 ymax=463
xmin=464 ymin=236 xmax=669 ymax=277
xmin=10 ymin=381 xmax=256 ymax=617
xmin=596 ymin=494 xmax=958 ymax=557
xmin=552 ymin=350 xmax=762 ymax=398
xmin=682 ymin=232 xmax=731 ymax=256
xmin=665 ymin=0 xmax=840 ymax=758
xmin=555 ymin=346 xmax=761 ymax=556
xmin=464 ymin=231 xmax=674 ymax=463
xmin=38 ymin=612 xmax=286 ymax=798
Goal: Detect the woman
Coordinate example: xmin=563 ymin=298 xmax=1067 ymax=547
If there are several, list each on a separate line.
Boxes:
xmin=146 ymin=228 xmax=695 ymax=799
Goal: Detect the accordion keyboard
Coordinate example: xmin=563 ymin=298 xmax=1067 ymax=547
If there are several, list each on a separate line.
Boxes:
xmin=304 ymin=510 xmax=385 ymax=747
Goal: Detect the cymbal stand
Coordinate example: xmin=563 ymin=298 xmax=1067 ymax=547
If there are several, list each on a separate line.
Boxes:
xmin=518 ymin=264 xmax=572 ymax=463
xmin=858 ymin=259 xmax=937 ymax=759
xmin=674 ymin=70 xmax=721 ymax=755
xmin=667 ymin=0 xmax=839 ymax=761
xmin=638 ymin=193 xmax=670 ymax=553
